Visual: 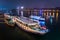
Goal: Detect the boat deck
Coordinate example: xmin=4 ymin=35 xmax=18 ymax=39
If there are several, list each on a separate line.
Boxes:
xmin=18 ymin=17 xmax=38 ymax=25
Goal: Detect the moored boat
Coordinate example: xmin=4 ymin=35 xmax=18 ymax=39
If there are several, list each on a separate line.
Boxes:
xmin=15 ymin=16 xmax=49 ymax=35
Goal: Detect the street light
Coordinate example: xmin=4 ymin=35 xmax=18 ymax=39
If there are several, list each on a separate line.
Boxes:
xmin=21 ymin=6 xmax=24 ymax=17
xmin=21 ymin=6 xmax=24 ymax=9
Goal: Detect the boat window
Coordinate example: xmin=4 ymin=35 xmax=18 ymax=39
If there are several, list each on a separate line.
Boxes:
xmin=28 ymin=24 xmax=38 ymax=28
xmin=33 ymin=21 xmax=38 ymax=23
xmin=6 ymin=18 xmax=11 ymax=21
xmin=39 ymin=20 xmax=45 ymax=21
xmin=16 ymin=20 xmax=27 ymax=26
xmin=16 ymin=20 xmax=22 ymax=24
xmin=26 ymin=24 xmax=28 ymax=26
xmin=29 ymin=25 xmax=35 ymax=27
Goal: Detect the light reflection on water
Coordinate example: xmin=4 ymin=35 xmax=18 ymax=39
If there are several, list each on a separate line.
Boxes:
xmin=45 ymin=16 xmax=58 ymax=23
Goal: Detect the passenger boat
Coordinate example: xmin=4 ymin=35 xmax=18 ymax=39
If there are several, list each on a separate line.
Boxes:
xmin=15 ymin=16 xmax=49 ymax=35
xmin=4 ymin=14 xmax=49 ymax=35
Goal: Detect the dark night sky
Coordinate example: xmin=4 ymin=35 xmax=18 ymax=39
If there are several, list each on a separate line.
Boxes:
xmin=0 ymin=0 xmax=60 ymax=10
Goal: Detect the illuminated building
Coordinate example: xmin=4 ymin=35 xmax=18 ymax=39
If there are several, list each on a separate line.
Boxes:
xmin=18 ymin=8 xmax=60 ymax=22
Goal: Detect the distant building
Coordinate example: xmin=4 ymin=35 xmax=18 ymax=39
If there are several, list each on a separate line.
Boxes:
xmin=21 ymin=8 xmax=59 ymax=18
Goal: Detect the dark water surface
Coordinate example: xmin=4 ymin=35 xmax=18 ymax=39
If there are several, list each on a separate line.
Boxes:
xmin=0 ymin=18 xmax=60 ymax=40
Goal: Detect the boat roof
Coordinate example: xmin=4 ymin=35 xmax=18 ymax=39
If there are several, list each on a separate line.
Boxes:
xmin=16 ymin=17 xmax=38 ymax=25
xmin=30 ymin=15 xmax=45 ymax=20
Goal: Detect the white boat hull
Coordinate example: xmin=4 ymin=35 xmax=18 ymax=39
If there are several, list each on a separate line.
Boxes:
xmin=15 ymin=21 xmax=48 ymax=35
